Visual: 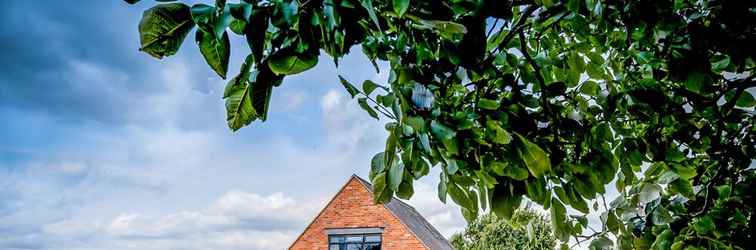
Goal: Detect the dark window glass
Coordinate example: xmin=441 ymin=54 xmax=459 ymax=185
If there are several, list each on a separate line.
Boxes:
xmin=365 ymin=243 xmax=381 ymax=250
xmin=346 ymin=236 xmax=363 ymax=242
xmin=330 ymin=236 xmax=345 ymax=243
xmin=365 ymin=235 xmax=381 ymax=243
xmin=328 ymin=234 xmax=381 ymax=250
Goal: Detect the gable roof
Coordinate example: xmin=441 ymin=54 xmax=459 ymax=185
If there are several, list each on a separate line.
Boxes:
xmin=289 ymin=174 xmax=454 ymax=250
xmin=352 ymin=175 xmax=454 ymax=250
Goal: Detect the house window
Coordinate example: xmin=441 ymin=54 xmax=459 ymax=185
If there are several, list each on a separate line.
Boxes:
xmin=328 ymin=234 xmax=381 ymax=250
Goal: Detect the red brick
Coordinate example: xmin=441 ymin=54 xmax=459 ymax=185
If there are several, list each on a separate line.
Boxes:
xmin=289 ymin=177 xmax=429 ymax=250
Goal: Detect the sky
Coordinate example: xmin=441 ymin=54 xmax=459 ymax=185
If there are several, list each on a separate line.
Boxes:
xmin=0 ymin=1 xmax=466 ymax=249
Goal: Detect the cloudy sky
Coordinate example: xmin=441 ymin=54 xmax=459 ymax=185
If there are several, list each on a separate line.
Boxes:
xmin=0 ymin=1 xmax=465 ymax=249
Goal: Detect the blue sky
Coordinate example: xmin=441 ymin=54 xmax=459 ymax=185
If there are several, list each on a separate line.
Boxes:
xmin=0 ymin=1 xmax=464 ymax=249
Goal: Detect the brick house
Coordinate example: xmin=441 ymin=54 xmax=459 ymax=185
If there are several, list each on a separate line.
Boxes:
xmin=289 ymin=175 xmax=454 ymax=250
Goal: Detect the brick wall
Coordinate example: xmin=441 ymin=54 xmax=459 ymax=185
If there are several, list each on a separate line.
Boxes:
xmin=289 ymin=177 xmax=428 ymax=250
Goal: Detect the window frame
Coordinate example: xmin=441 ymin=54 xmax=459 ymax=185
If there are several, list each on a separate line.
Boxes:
xmin=328 ymin=233 xmax=382 ymax=250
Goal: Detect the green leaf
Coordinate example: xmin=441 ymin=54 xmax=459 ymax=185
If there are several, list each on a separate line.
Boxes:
xmin=247 ymin=67 xmax=281 ymax=121
xmin=589 ymin=236 xmax=613 ymax=250
xmin=224 ymin=55 xmax=256 ymax=131
xmin=228 ymin=3 xmax=252 ymax=22
xmin=652 ymin=206 xmax=673 ymax=225
xmin=338 ymin=75 xmax=361 ymax=98
xmin=580 ymin=81 xmax=599 ymax=96
xmin=358 ymin=97 xmax=379 ymax=119
xmin=565 ymin=184 xmax=589 ymax=213
xmin=693 ymin=216 xmax=715 ymax=234
xmin=478 ymin=98 xmax=499 ymax=110
xmin=438 ymin=172 xmax=448 ymax=203
xmin=190 ymin=4 xmax=232 ymax=40
xmin=196 ymin=30 xmax=230 ymax=79
xmin=370 ymin=152 xmax=386 ymax=180
xmin=486 ymin=120 xmax=512 ymax=145
xmin=672 ymin=164 xmax=696 ymax=179
xmin=431 ymin=120 xmax=459 ymax=155
xmin=372 ymin=172 xmax=393 ymax=204
xmin=550 ymin=197 xmax=569 ymax=241
xmin=272 ymin=0 xmax=298 ymax=27
xmin=138 ymin=3 xmax=195 ymax=59
xmin=267 ymin=51 xmax=318 ymax=75
xmin=448 ymin=182 xmax=471 ymax=208
xmin=726 ymin=90 xmax=756 ymax=108
xmin=639 ymin=183 xmax=661 ymax=203
xmin=503 ymin=165 xmax=529 ymax=181
xmin=657 ymin=170 xmax=679 ymax=185
xmin=651 ymin=229 xmax=673 ymax=250
xmin=229 ymin=19 xmax=246 ymax=35
xmin=360 ymin=0 xmax=382 ymax=31
xmin=419 ymin=20 xmax=467 ymax=41
xmin=245 ymin=9 xmax=267 ymax=62
xmin=491 ymin=185 xmax=521 ymax=219
xmin=710 ymin=54 xmax=730 ymax=72
xmin=388 ymin=160 xmax=404 ymax=191
xmin=669 ymin=178 xmax=694 ymax=198
xmin=515 ymin=133 xmax=551 ymax=177
xmin=362 ymin=80 xmax=382 ymax=95
xmin=396 ymin=173 xmax=414 ymax=199
xmin=393 ymin=0 xmax=410 ymax=17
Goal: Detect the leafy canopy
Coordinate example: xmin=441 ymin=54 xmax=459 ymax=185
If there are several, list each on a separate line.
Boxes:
xmin=124 ymin=0 xmax=755 ymax=249
xmin=451 ymin=208 xmax=556 ymax=250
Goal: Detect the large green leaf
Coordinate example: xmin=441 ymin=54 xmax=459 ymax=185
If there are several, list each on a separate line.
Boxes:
xmin=248 ymin=69 xmax=278 ymax=121
xmin=267 ymin=51 xmax=318 ymax=75
xmin=393 ymin=0 xmax=409 ymax=17
xmin=396 ymin=173 xmax=414 ymax=199
xmin=190 ymin=3 xmax=232 ymax=40
xmin=371 ymin=172 xmax=393 ymax=204
xmin=370 ymin=152 xmax=386 ymax=180
xmin=224 ymin=55 xmax=256 ymax=131
xmin=387 ymin=160 xmax=404 ymax=191
xmin=448 ymin=182 xmax=472 ymax=210
xmin=360 ymin=0 xmax=381 ymax=31
xmin=550 ymin=197 xmax=569 ymax=241
xmin=196 ymin=30 xmax=230 ymax=79
xmin=338 ymin=75 xmax=360 ymax=98
xmin=438 ymin=172 xmax=448 ymax=203
xmin=515 ymin=133 xmax=551 ymax=177
xmin=244 ymin=9 xmax=268 ymax=63
xmin=491 ymin=184 xmax=522 ymax=219
xmin=138 ymin=3 xmax=195 ymax=59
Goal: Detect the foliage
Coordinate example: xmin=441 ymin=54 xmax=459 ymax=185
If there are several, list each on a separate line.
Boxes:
xmin=450 ymin=208 xmax=556 ymax=250
xmin=123 ymin=0 xmax=755 ymax=249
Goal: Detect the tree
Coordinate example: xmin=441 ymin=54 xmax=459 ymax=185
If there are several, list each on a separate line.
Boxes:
xmin=451 ymin=208 xmax=556 ymax=250
xmin=123 ymin=0 xmax=755 ymax=249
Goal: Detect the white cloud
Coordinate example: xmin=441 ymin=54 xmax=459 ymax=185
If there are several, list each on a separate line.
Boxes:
xmin=321 ymin=89 xmax=342 ymax=113
xmin=33 ymin=190 xmax=322 ymax=250
xmin=100 ymin=191 xmax=320 ymax=239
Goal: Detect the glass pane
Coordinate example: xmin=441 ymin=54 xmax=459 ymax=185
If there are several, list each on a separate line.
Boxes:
xmin=346 ymin=244 xmax=362 ymax=250
xmin=329 ymin=244 xmax=341 ymax=250
xmin=330 ymin=236 xmax=345 ymax=243
xmin=365 ymin=243 xmax=381 ymax=250
xmin=365 ymin=235 xmax=381 ymax=243
xmin=346 ymin=236 xmax=363 ymax=242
